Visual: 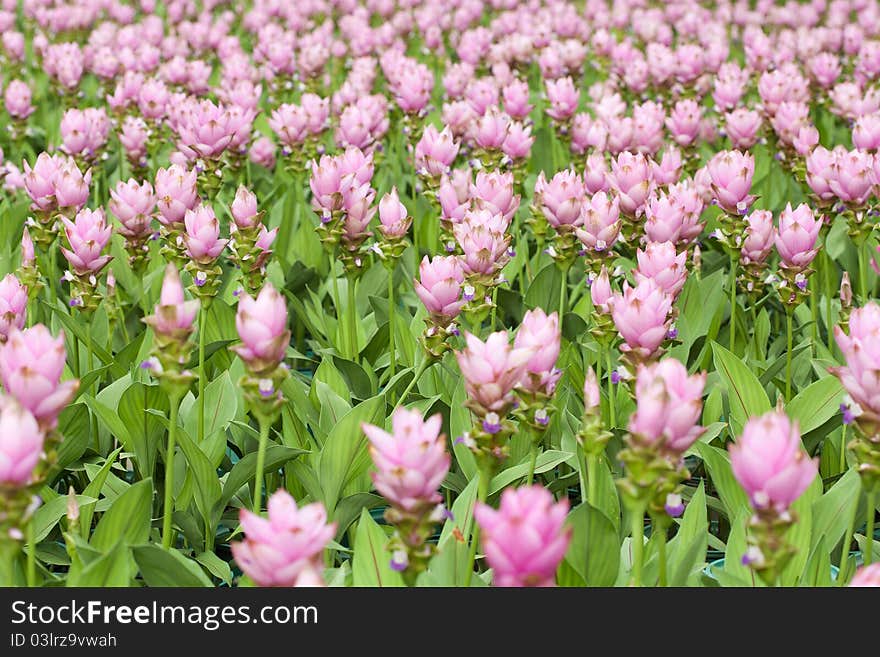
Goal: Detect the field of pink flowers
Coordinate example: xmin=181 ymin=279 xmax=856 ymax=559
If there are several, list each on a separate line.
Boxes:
xmin=1 ymin=0 xmax=880 ymax=589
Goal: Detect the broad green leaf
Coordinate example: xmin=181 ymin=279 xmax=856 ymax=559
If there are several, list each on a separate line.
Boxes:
xmin=176 ymin=426 xmax=222 ymax=531
xmin=334 ymin=493 xmax=385 ymax=539
xmin=90 ymin=479 xmax=153 ymax=551
xmin=439 ymin=477 xmax=478 ymax=545
xmin=712 ymin=342 xmax=770 ymax=436
xmin=525 ymin=263 xmax=562 ymax=310
xmin=696 ymin=443 xmax=749 ymax=520
xmin=55 ymin=403 xmax=91 ymax=471
xmin=668 ymin=481 xmax=708 ymax=584
xmin=564 ymin=503 xmax=620 ymax=587
xmin=811 ymin=467 xmax=860 ymax=551
xmin=79 ymin=447 xmax=123 ymax=538
xmin=118 ymin=382 xmax=168 ymax=482
xmin=67 ymin=542 xmax=133 ymax=587
xmin=196 ymin=551 xmax=233 ymax=585
xmin=219 ymin=445 xmax=306 ymax=510
xmin=780 ymin=478 xmax=821 ymax=586
xmin=133 ymin=545 xmax=213 ymax=587
xmin=31 ymin=495 xmax=97 ymax=544
xmin=787 ymin=374 xmax=844 ymax=436
xmin=489 ymin=450 xmax=572 ymax=494
xmin=185 ymin=370 xmax=237 ymax=441
xmin=351 ymin=508 xmax=404 ymax=587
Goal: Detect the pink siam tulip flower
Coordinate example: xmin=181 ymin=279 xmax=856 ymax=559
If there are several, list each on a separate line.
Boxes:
xmin=474 ymin=485 xmax=571 ymax=587
xmin=502 ymin=78 xmax=533 ymax=120
xmin=0 ymin=274 xmax=27 ymax=341
xmin=829 ymin=149 xmax=874 ymax=207
xmin=644 ymin=184 xmax=704 ymax=246
xmin=730 ymin=411 xmax=818 ymax=512
xmin=502 ymin=122 xmax=534 ymax=161
xmin=59 ymin=208 xmax=112 ymax=276
xmin=466 ymin=78 xmax=499 ymax=116
xmin=0 ymin=324 xmax=78 ymax=429
xmin=249 ymin=137 xmax=276 ymax=169
xmin=583 ymin=152 xmax=609 ymax=194
xmin=706 ymin=150 xmax=756 ymax=215
xmin=805 ymin=146 xmax=837 ymax=205
xmin=792 ymin=125 xmax=820 ymax=157
xmin=414 ymin=125 xmax=459 ymax=177
xmin=137 ymin=78 xmax=169 ymax=120
xmin=591 ymin=266 xmax=613 ymax=314
xmin=231 ymin=186 xmax=260 ymax=230
xmin=545 ymin=76 xmax=579 ymax=123
xmin=651 ymin=148 xmax=683 ymax=187
xmin=309 ymin=155 xmax=343 ymax=216
xmin=853 ymin=113 xmax=880 ymax=151
xmin=4 ymin=79 xmax=35 ymax=119
xmin=414 ymin=255 xmax=465 ymax=322
xmin=628 ymin=358 xmax=706 ymax=455
xmin=454 ymin=220 xmax=508 ymax=277
xmin=724 ymin=109 xmax=762 ymax=150
xmin=176 ymin=99 xmax=236 ymax=160
xmin=60 ymin=108 xmax=110 ymax=160
xmin=183 ymin=204 xmax=228 ymax=264
xmin=232 ymin=490 xmax=335 ymax=587
xmin=337 ymin=147 xmax=374 ymax=184
xmin=268 ymin=104 xmax=308 ymax=148
xmin=155 ymin=165 xmax=199 ymax=226
xmin=537 ymin=170 xmax=584 ymax=229
xmin=774 ymin=203 xmax=821 ymax=273
xmin=300 ymin=93 xmax=330 ymax=135
xmin=109 ymin=179 xmax=155 ymax=243
xmin=850 ymin=563 xmax=880 ymax=587
xmin=455 ymin=330 xmax=534 ymax=415
xmin=471 ymin=171 xmax=518 ymax=223
xmin=232 ymin=282 xmax=291 ymax=375
xmin=377 ymin=187 xmax=411 ymax=240
xmin=144 ymin=264 xmax=199 ymax=336
xmin=472 ymin=107 xmax=510 ymax=151
xmin=119 ymin=116 xmax=149 ymax=167
xmin=362 ymin=407 xmax=450 ymax=512
xmin=634 ymin=241 xmax=688 ymax=298
xmin=740 ymin=210 xmax=775 ymax=267
xmin=437 ymin=173 xmax=470 ymax=226
xmin=610 ymin=278 xmax=673 ymax=361
xmin=666 ymin=99 xmax=702 ymax=147
xmin=514 ymin=308 xmax=561 ymax=396
xmin=609 ymin=151 xmax=653 ymax=217
xmin=831 ymin=302 xmax=880 ymax=416
xmin=575 ymin=191 xmax=621 ymax=253
xmin=53 ymin=159 xmax=91 ymax=212
xmin=0 ymin=396 xmax=43 ymax=487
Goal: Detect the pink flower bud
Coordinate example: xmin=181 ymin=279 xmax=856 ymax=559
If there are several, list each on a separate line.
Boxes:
xmin=414 ymin=125 xmax=460 ymax=177
xmin=474 ymin=485 xmax=571 ymax=587
xmin=455 ymin=330 xmax=534 ymax=414
xmin=666 ymin=99 xmax=702 ymax=147
xmin=502 ymin=78 xmax=533 ymax=120
xmin=0 ymin=274 xmax=27 ymax=340
xmin=538 ymin=169 xmax=584 ymax=228
xmin=609 ymin=151 xmax=653 ymax=217
xmin=706 ymin=150 xmax=756 ymax=215
xmin=473 ymin=106 xmax=510 ymax=151
xmin=730 ymin=410 xmax=818 ymax=512
xmin=830 ymin=148 xmax=874 ymax=207
xmin=471 ymin=170 xmax=519 ymax=223
xmin=584 ymin=367 xmax=600 ymax=413
xmin=545 ymin=76 xmax=580 ymax=123
xmin=832 ymin=302 xmax=880 ymax=416
xmin=591 ymin=266 xmax=613 ymax=313
xmin=184 ymin=204 xmax=228 ymax=263
xmin=437 ymin=172 xmax=469 ymax=225
xmin=634 ymin=241 xmax=688 ymax=298
xmin=454 ymin=221 xmax=508 ymax=277
xmin=629 ymin=358 xmax=706 ymax=454
xmin=0 ymin=396 xmax=43 ymax=487
xmin=155 ymin=164 xmax=198 ymax=226
xmin=232 ymin=282 xmax=291 ymax=375
xmin=231 ymin=186 xmax=260 ymax=229
xmin=740 ymin=210 xmax=775 ymax=266
xmin=514 ymin=308 xmax=561 ymax=394
xmin=774 ymin=203 xmax=821 ymax=272
xmin=0 ymin=324 xmax=78 ymax=430
xmin=4 ymin=79 xmax=34 ymax=119
xmin=651 ymin=147 xmax=683 ymax=186
xmin=611 ymin=279 xmax=673 ymax=360
xmin=20 ymin=228 xmax=34 ymax=267
xmin=144 ymin=264 xmax=199 ymax=336
xmin=853 ymin=113 xmax=880 ymax=151
xmin=501 ymin=121 xmax=534 ymax=161
xmin=60 ymin=208 xmax=113 ymax=275
xmin=583 ymin=152 xmax=609 ymax=194
xmin=792 ymin=125 xmax=820 ymax=157
xmin=231 ymin=490 xmax=335 ymax=587
xmin=805 ymin=146 xmax=837 ymax=204
xmin=724 ymin=109 xmax=762 ymax=150
xmin=850 ymin=564 xmax=880 ymax=587
xmin=109 ymin=178 xmax=155 ymax=242
xmin=575 ymin=191 xmax=620 ymax=253
xmin=249 ymin=136 xmax=276 ymax=170
xmin=414 ymin=255 xmax=465 ymax=322
xmin=377 ymin=187 xmax=411 ymax=240
xmin=362 ymin=407 xmax=450 ymax=512
xmin=269 ymin=103 xmax=309 ymax=148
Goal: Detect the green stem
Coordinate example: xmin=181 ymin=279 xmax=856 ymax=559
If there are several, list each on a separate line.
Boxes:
xmin=839 ymin=489 xmax=857 ymax=586
xmin=809 ymin=275 xmax=818 ymax=357
xmin=825 ymin=251 xmax=834 ymax=352
xmin=865 ymin=490 xmax=876 ymax=567
xmin=586 ymin=453 xmax=598 ymax=507
xmin=464 ymin=464 xmax=491 ymax=588
xmin=86 ymin=326 xmax=99 ymax=453
xmin=656 ymin=522 xmax=667 ymax=587
xmin=198 ymin=305 xmax=206 ymax=443
xmin=839 ymin=424 xmax=848 ymax=476
xmin=559 ymin=264 xmax=569 ymax=318
xmin=630 ymin=503 xmax=646 ymax=587
xmin=26 ymin=518 xmax=36 ymax=587
xmin=859 ymin=239 xmax=870 ymax=304
xmin=526 ymin=439 xmax=538 ymax=485
xmin=606 ymin=347 xmax=616 ymax=428
xmin=162 ymin=393 xmax=182 ymax=549
xmin=347 ymin=276 xmax=358 ymax=362
xmin=399 ymin=358 xmax=430 ymax=404
xmin=72 ymin=332 xmax=80 ymax=378
xmin=253 ymin=417 xmax=271 ymax=513
xmin=388 ymin=269 xmax=396 ymax=383
xmin=785 ymin=307 xmax=793 ymax=402
xmin=595 ymin=352 xmax=603 ymax=423
xmin=332 ymin=268 xmax=343 ymax=354
xmin=729 ymin=255 xmax=737 ymax=353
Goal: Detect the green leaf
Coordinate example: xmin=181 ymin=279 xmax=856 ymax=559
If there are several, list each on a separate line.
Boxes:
xmin=780 ymin=478 xmax=821 ymax=586
xmin=439 ymin=477 xmax=477 ymax=545
xmin=351 ymin=508 xmax=404 ymax=587
xmin=564 ymin=503 xmax=620 ymax=587
xmin=525 ymin=263 xmax=562 ymax=310
xmin=317 ymin=394 xmax=385 ymax=516
xmin=55 ymin=403 xmax=90 ymax=471
xmin=787 ymin=374 xmax=844 ymax=436
xmin=722 ymin=509 xmax=761 ymax=587
xmin=812 ymin=467 xmax=860 ymax=551
xmin=334 ymin=493 xmax=385 ymax=539
xmin=195 ymin=551 xmax=233 ymax=585
xmin=118 ymin=382 xmax=168 ymax=482
xmin=67 ymin=542 xmax=133 ymax=587
xmin=31 ymin=495 xmax=97 ymax=543
xmin=176 ymin=426 xmax=222 ymax=531
xmin=133 ymin=545 xmax=213 ymax=587
xmin=696 ymin=443 xmax=750 ymax=520
xmin=712 ymin=342 xmax=771 ymax=436
xmin=219 ymin=446 xmax=306 ymax=510
xmin=668 ymin=481 xmax=708 ymax=585
xmin=186 ymin=370 xmax=237 ymax=441
xmin=84 ymin=395 xmax=132 ymax=447
xmin=489 ymin=450 xmax=572 ymax=494
xmin=90 ymin=479 xmax=153 ymax=551
xmin=79 ymin=448 xmax=123 ymax=537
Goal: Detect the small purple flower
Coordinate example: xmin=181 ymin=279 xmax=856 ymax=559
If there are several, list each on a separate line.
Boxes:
xmin=611 ymin=370 xmax=621 ymax=385
xmin=841 ymin=403 xmax=855 ymax=425
xmin=666 ymin=326 xmax=678 ymax=340
xmin=463 ymin=285 xmax=475 ymax=302
xmin=482 ymin=412 xmax=502 ymax=435
xmin=535 ymin=408 xmax=549 ymax=426
xmin=390 ymin=550 xmax=408 ymax=572
xmin=664 ymin=493 xmax=685 ymax=518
